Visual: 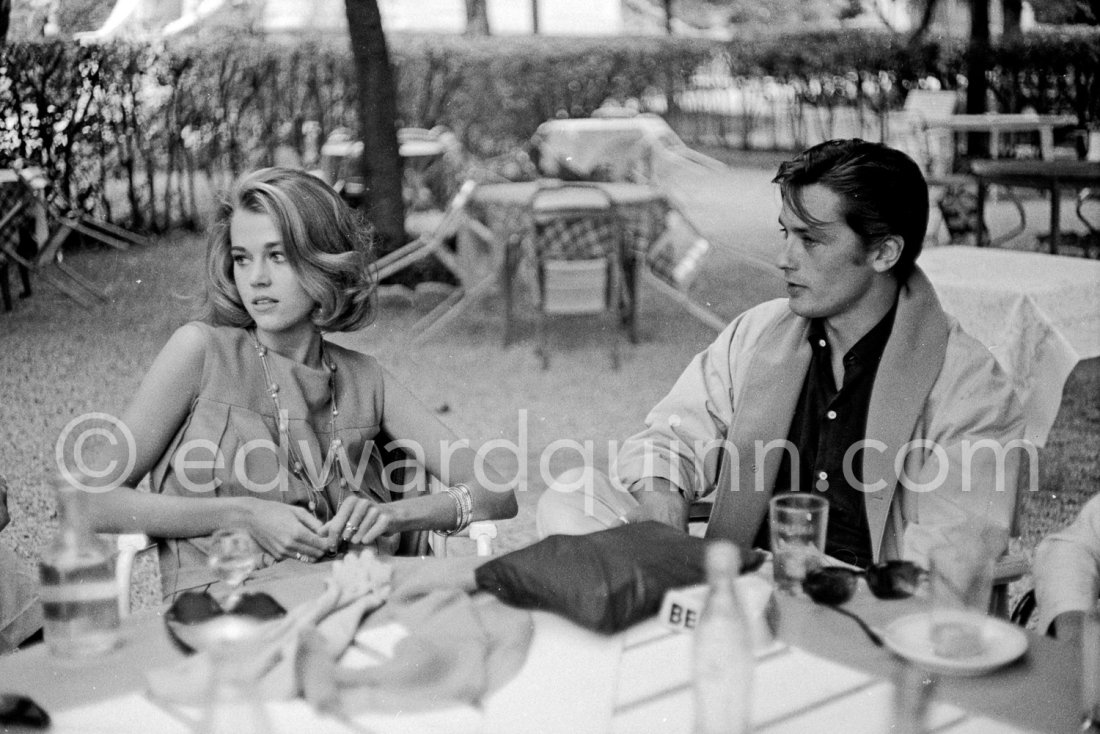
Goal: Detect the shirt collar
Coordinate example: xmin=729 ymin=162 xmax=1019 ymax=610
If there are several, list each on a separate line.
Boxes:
xmin=807 ymin=299 xmax=898 ymax=367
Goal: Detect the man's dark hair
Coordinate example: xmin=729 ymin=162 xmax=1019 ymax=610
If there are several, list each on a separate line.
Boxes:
xmin=772 ymin=139 xmax=928 ymax=283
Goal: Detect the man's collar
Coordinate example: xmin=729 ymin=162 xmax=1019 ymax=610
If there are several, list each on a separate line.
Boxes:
xmin=807 ymin=298 xmax=898 ymax=366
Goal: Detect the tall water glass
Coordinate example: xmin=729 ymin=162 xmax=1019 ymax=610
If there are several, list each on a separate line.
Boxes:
xmin=208 ymin=528 xmax=257 ymax=611
xmin=769 ymin=493 xmax=828 ymax=593
xmin=928 ymin=542 xmax=994 ymax=659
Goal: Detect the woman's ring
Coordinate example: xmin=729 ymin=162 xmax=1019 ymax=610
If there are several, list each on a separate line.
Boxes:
xmin=295 ymin=552 xmax=303 ymax=561
xmin=346 ymin=524 xmax=358 ymax=532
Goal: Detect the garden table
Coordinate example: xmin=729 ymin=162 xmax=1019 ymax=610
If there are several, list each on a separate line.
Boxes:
xmin=919 ymin=247 xmax=1100 ymax=447
xmin=923 ymin=113 xmax=1078 ymax=163
xmin=533 ymin=115 xmax=724 ymax=183
xmin=0 ymin=556 xmax=1083 ymax=733
xmin=969 ymin=160 xmax=1100 ymax=253
xmin=424 ymin=180 xmax=668 ymax=344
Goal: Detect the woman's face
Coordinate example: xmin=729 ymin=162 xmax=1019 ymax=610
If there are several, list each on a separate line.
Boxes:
xmin=229 ymin=209 xmax=316 ymax=340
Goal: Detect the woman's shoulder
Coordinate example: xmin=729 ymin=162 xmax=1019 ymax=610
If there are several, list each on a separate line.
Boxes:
xmin=325 ymin=340 xmax=381 ymax=373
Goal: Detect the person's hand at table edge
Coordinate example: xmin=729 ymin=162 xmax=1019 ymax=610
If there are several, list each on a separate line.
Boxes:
xmin=623 ymin=477 xmax=689 ymax=532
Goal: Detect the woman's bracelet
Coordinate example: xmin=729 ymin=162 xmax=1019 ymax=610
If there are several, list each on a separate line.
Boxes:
xmin=435 ymin=483 xmax=473 ymax=536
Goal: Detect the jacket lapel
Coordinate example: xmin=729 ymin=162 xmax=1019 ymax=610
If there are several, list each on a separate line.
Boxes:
xmin=861 ymin=268 xmax=950 ymax=560
xmin=706 ymin=311 xmax=810 ymax=546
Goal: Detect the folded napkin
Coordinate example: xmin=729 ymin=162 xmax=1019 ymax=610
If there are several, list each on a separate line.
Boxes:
xmin=147 ymin=552 xmax=534 ymax=717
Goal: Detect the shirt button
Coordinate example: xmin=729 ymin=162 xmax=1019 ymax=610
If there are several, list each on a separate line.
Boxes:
xmin=826 ymin=410 xmax=837 ymax=420
xmin=817 ymin=471 xmax=828 ymax=481
xmin=817 ymin=339 xmax=827 ymax=348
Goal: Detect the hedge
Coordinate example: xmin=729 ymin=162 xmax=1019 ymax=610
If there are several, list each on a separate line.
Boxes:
xmin=0 ymin=28 xmax=1095 ymax=233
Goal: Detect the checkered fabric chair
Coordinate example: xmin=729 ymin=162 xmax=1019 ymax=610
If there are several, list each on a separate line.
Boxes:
xmin=529 ymin=183 xmax=626 ymax=369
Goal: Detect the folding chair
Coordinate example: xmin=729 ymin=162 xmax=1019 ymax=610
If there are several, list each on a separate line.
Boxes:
xmin=0 ymin=168 xmax=147 ymax=308
xmin=529 ymin=183 xmax=627 ymax=369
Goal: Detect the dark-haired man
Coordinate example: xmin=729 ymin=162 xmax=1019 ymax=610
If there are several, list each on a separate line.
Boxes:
xmin=538 ymin=139 xmax=1026 ymax=567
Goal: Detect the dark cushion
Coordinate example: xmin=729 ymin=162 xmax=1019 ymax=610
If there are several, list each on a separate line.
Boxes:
xmin=474 ymin=521 xmax=759 ymax=634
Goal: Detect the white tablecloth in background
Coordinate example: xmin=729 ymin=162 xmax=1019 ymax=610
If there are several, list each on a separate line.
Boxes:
xmin=920 ymin=246 xmax=1100 ymax=445
xmin=534 ymin=115 xmax=687 ymax=181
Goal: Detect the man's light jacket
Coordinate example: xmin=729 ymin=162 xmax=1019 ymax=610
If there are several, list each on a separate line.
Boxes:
xmin=616 ymin=268 xmax=1027 ymax=564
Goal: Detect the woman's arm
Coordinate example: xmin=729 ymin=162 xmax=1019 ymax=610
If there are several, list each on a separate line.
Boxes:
xmin=84 ymin=324 xmax=328 ymax=560
xmin=324 ymin=369 xmax=517 ymax=547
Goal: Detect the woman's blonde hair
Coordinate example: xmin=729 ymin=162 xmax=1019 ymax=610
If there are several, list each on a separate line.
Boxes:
xmin=199 ymin=167 xmax=376 ymax=332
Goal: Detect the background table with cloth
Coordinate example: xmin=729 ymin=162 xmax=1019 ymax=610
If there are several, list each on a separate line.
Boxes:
xmin=920 ymin=246 xmax=1100 ymax=446
xmin=533 ymin=115 xmax=724 ymax=184
xmin=0 ymin=556 xmax=1082 ymax=733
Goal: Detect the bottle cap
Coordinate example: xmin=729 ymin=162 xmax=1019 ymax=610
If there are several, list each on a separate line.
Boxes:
xmin=705 ymin=540 xmax=741 ymax=577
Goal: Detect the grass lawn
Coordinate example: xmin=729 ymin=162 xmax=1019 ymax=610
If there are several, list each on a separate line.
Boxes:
xmin=1 ymin=227 xmax=1097 ymax=614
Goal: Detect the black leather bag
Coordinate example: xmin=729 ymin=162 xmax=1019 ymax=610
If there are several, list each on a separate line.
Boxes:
xmin=474 ymin=521 xmax=758 ymax=634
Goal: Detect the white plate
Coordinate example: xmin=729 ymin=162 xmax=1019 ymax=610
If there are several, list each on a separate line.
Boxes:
xmin=883 ymin=611 xmax=1028 ymax=677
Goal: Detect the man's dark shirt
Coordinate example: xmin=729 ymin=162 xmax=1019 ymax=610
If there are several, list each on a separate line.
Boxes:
xmin=754 ymin=303 xmax=898 ymax=569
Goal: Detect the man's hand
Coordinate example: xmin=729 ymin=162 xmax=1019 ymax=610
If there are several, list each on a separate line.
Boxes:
xmin=623 ymin=477 xmax=689 ymax=531
xmin=1050 ymin=610 xmax=1086 ymax=644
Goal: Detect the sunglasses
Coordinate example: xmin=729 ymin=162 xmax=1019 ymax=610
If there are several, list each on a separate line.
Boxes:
xmin=802 ymin=561 xmax=927 ymax=606
xmin=164 ymin=589 xmax=287 ymax=653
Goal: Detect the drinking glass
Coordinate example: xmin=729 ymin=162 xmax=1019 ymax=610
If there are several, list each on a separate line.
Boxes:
xmin=208 ymin=528 xmax=258 ymax=611
xmin=769 ymin=493 xmax=828 ymax=593
xmin=928 ymin=542 xmax=994 ymax=659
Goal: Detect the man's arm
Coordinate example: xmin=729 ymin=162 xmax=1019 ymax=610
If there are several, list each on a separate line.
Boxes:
xmin=1034 ymin=494 xmax=1100 ymax=640
xmin=623 ymin=476 xmax=690 ymax=531
xmin=615 ymin=309 xmax=760 ymax=516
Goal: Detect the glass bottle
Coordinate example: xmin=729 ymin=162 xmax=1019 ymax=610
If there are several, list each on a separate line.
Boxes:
xmin=694 ymin=541 xmax=753 ymax=734
xmin=37 ymin=477 xmax=120 ymax=658
xmin=199 ymin=622 xmax=273 ymax=734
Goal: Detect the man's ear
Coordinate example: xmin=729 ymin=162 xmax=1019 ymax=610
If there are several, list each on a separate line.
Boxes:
xmin=870 ymin=235 xmax=903 ymax=273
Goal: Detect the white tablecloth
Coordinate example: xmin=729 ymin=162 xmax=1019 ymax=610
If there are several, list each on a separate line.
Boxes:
xmin=920 ymin=246 xmax=1100 ymax=446
xmin=534 ymin=115 xmax=689 ymax=182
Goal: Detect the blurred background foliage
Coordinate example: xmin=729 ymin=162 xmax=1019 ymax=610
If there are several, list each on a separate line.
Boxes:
xmin=0 ymin=24 xmax=1097 ymax=233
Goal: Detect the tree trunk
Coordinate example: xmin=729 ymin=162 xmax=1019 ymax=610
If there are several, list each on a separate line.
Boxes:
xmin=345 ymin=0 xmax=406 ymax=255
xmin=0 ymin=0 xmax=10 ymax=45
xmin=1002 ymin=0 xmax=1022 ymax=37
xmin=531 ymin=0 xmax=539 ymax=34
xmin=966 ymin=0 xmax=991 ymax=158
xmin=465 ymin=0 xmax=491 ymax=35
xmin=663 ymin=0 xmax=674 ymax=34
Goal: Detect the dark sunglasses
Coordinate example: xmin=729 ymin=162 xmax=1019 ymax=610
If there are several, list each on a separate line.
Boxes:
xmin=164 ymin=589 xmax=286 ymax=653
xmin=801 ymin=561 xmax=927 ymax=606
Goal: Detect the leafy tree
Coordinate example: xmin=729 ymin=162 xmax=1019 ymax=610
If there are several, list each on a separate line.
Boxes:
xmin=345 ymin=0 xmax=406 ymax=254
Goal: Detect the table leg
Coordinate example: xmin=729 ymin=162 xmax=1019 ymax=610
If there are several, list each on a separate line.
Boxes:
xmin=0 ymin=260 xmax=11 ymax=312
xmin=976 ymin=177 xmax=989 ymax=247
xmin=502 ymin=236 xmax=519 ymax=347
xmin=1049 ymin=183 xmax=1061 ymax=255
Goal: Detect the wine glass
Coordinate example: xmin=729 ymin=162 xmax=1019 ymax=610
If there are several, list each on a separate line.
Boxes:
xmin=208 ymin=528 xmax=257 ymax=611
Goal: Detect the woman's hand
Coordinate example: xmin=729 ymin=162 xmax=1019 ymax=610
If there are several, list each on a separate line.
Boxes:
xmin=240 ymin=498 xmax=328 ymax=562
xmin=321 ymin=496 xmax=398 ymax=550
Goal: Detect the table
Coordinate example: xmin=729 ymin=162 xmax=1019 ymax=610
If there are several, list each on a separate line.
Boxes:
xmin=969 ymin=160 xmax=1100 ymax=253
xmin=428 ymin=180 xmax=667 ymax=344
xmin=925 ymin=113 xmax=1078 ymax=162
xmin=920 ymin=246 xmax=1100 ymax=446
xmin=0 ymin=558 xmax=1081 ymax=733
xmin=533 ymin=115 xmax=724 ymax=183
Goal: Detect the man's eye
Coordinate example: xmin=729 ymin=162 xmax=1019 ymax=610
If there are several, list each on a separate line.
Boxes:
xmin=779 ymin=228 xmax=788 ymax=239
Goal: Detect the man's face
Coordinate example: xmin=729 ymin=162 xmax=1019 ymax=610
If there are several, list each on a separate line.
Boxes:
xmin=777 ymin=184 xmax=880 ymax=322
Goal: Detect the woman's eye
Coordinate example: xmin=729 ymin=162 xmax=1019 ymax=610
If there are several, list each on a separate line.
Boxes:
xmin=231 ymin=255 xmax=248 ymax=266
xmin=269 ymin=251 xmax=287 ymax=264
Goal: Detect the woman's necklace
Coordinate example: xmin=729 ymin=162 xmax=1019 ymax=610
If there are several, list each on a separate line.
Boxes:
xmin=250 ymin=329 xmax=347 ymax=520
